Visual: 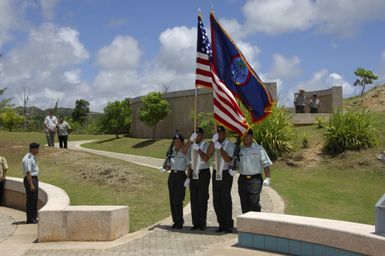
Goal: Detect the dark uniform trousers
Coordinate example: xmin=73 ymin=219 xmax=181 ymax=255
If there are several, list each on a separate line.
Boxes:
xmin=23 ymin=176 xmax=39 ymax=221
xmin=212 ymin=169 xmax=234 ymax=230
xmin=168 ymin=171 xmax=186 ymax=226
xmin=190 ymin=168 xmax=210 ymax=228
xmin=238 ymin=174 xmax=263 ymax=213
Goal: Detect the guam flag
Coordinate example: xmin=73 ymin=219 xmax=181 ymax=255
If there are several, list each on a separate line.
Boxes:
xmin=210 ymin=12 xmax=274 ymax=123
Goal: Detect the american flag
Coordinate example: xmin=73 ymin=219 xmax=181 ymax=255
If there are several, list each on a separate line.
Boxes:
xmin=195 ymin=15 xmax=212 ymax=88
xmin=195 ymin=14 xmax=249 ymax=135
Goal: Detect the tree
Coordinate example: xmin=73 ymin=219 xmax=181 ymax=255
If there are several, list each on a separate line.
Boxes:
xmin=17 ymin=87 xmax=29 ymax=131
xmin=0 ymin=87 xmax=13 ymax=112
xmin=72 ymin=99 xmax=90 ymax=125
xmin=353 ymin=67 xmax=378 ymax=95
xmin=139 ymin=92 xmax=170 ymax=139
xmin=0 ymin=107 xmax=23 ymax=131
xmin=99 ymin=99 xmax=131 ymax=138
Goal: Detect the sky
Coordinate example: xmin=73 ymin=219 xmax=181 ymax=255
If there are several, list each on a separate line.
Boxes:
xmin=1 ymin=0 xmax=385 ymax=112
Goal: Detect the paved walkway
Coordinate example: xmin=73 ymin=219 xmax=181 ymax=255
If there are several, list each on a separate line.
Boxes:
xmin=0 ymin=141 xmax=285 ymax=256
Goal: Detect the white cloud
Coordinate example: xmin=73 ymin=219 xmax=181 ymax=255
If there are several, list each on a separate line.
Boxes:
xmin=242 ymin=0 xmax=385 ymax=37
xmin=270 ymin=54 xmax=302 ymax=80
xmin=243 ymin=0 xmax=316 ymax=35
xmin=64 ymin=69 xmax=81 ymax=84
xmin=0 ymin=0 xmax=27 ymax=48
xmin=218 ymin=18 xmax=247 ymax=40
xmin=0 ymin=23 xmax=89 ymax=109
xmin=156 ymin=26 xmax=196 ymax=74
xmin=97 ymin=35 xmax=141 ymax=71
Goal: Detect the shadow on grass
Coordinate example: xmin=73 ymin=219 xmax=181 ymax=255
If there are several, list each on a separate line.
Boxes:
xmin=96 ymin=137 xmax=121 ymax=144
xmin=132 ymin=139 xmax=157 ymax=148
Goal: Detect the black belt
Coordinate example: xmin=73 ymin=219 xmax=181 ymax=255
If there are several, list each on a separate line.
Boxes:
xmin=213 ymin=169 xmax=229 ymax=172
xmin=240 ymin=174 xmax=262 ymax=180
xmin=199 ymin=168 xmax=210 ymax=172
xmin=171 ymin=170 xmax=185 ymax=173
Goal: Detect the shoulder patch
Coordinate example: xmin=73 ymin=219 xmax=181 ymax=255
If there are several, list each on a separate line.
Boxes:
xmin=28 ymin=155 xmax=32 ymax=159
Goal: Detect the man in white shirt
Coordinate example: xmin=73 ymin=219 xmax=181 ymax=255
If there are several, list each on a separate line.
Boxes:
xmin=44 ymin=110 xmax=57 ymax=147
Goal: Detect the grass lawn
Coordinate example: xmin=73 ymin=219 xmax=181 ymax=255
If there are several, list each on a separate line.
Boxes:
xmin=81 ymin=136 xmax=171 ymax=158
xmin=0 ymin=131 xmax=171 ymax=232
xmin=1 ymin=110 xmax=384 ymax=227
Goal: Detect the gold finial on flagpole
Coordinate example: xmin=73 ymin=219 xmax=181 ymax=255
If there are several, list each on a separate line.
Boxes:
xmin=198 ymin=8 xmax=202 ymax=17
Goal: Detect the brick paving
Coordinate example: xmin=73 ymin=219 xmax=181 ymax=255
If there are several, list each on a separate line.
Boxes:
xmin=0 ymin=211 xmax=16 ymax=242
xmin=1 ymin=141 xmax=284 ymax=256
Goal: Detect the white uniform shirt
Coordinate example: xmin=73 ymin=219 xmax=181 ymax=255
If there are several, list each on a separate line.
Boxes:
xmin=239 ymin=143 xmax=272 ymax=175
xmin=22 ymin=153 xmax=39 ymax=176
xmin=170 ymin=150 xmax=188 ymax=171
xmin=192 ymin=141 xmax=210 ymax=170
xmin=215 ymin=139 xmax=235 ymax=171
xmin=44 ymin=115 xmax=58 ymax=132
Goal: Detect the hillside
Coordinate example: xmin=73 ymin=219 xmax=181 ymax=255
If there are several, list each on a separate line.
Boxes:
xmin=343 ymin=83 xmax=385 ymax=112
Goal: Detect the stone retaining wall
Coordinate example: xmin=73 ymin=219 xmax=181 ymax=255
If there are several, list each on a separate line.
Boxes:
xmin=3 ymin=177 xmax=128 ymax=242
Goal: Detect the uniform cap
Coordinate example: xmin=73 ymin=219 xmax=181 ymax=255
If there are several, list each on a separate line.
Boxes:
xmin=217 ymin=125 xmax=225 ymax=132
xmin=247 ymin=129 xmax=253 ymax=136
xmin=173 ymin=134 xmax=184 ymax=141
xmin=196 ymin=127 xmax=204 ymax=134
xmin=29 ymin=142 xmax=40 ymax=149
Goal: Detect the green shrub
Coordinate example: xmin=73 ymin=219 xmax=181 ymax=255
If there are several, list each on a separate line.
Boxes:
xmin=302 ymin=133 xmax=309 ymax=148
xmin=323 ymin=110 xmax=377 ymax=155
xmin=315 ymin=116 xmax=325 ymax=128
xmin=251 ymin=105 xmax=294 ymax=161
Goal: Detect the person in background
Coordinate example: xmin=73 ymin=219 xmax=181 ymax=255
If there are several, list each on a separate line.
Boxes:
xmin=294 ymin=89 xmax=306 ymax=113
xmin=44 ymin=110 xmax=57 ymax=147
xmin=308 ymin=94 xmax=321 ymax=113
xmin=0 ymin=155 xmax=9 ymax=205
xmin=57 ymin=116 xmax=71 ymax=149
xmin=22 ymin=142 xmax=40 ymax=224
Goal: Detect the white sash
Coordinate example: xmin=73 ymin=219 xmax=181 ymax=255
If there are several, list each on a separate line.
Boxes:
xmin=191 ymin=142 xmax=203 ymax=180
xmin=215 ymin=140 xmax=229 ymax=181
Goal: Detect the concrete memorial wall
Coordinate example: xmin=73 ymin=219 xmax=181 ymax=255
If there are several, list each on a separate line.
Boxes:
xmin=130 ymin=82 xmax=277 ymax=139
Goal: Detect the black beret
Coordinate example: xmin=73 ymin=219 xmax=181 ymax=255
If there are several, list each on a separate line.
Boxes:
xmin=217 ymin=125 xmax=225 ymax=132
xmin=29 ymin=142 xmax=40 ymax=149
xmin=196 ymin=127 xmax=204 ymax=134
xmin=173 ymin=134 xmax=184 ymax=141
xmin=247 ymin=129 xmax=253 ymax=135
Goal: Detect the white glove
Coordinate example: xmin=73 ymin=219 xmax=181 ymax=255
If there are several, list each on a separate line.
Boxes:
xmin=159 ymin=167 xmax=166 ymax=174
xmin=263 ymin=177 xmax=270 ymax=186
xmin=214 ymin=141 xmax=222 ymax=150
xmin=228 ymin=169 xmax=237 ymax=176
xmin=190 ymin=132 xmax=197 ymax=142
xmin=184 ymin=178 xmax=190 ymax=187
xmin=192 ymin=143 xmax=200 ymax=151
xmin=212 ymin=133 xmax=219 ymax=142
